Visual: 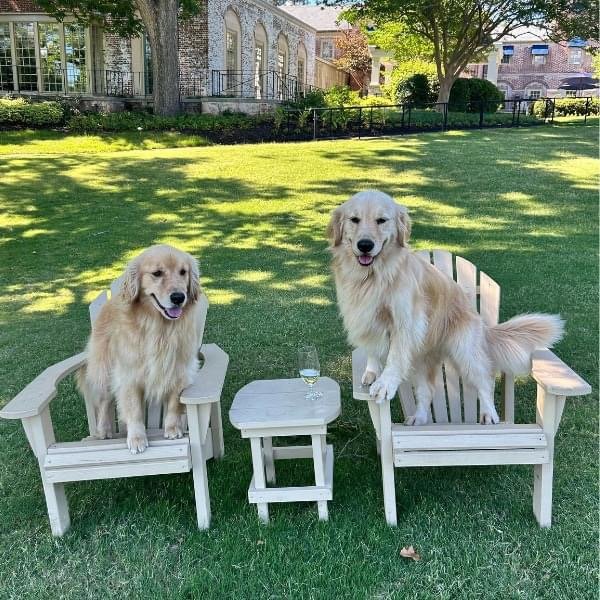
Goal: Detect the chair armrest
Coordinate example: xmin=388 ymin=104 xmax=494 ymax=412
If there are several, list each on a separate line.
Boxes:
xmin=0 ymin=352 xmax=87 ymax=420
xmin=180 ymin=344 xmax=229 ymax=405
xmin=352 ymin=348 xmax=371 ymax=401
xmin=531 ymin=348 xmax=591 ymax=397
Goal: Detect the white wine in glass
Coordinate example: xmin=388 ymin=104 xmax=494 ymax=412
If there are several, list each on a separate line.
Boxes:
xmin=298 ymin=345 xmax=323 ymax=400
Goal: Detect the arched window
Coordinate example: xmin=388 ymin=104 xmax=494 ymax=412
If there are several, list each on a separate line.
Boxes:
xmin=254 ymin=23 xmax=267 ymax=98
xmin=224 ymin=8 xmax=241 ymax=95
xmin=276 ymin=33 xmax=289 ymax=99
xmin=297 ymin=42 xmax=307 ymax=94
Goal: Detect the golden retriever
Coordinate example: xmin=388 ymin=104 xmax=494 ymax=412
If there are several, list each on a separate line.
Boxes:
xmin=77 ymin=244 xmax=201 ymax=453
xmin=328 ymin=190 xmax=564 ymax=425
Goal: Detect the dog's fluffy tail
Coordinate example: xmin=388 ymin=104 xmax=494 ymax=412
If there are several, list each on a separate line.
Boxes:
xmin=486 ymin=313 xmax=564 ymax=375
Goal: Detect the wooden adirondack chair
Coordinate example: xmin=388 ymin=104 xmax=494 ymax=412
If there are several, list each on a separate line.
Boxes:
xmin=352 ymin=250 xmax=591 ymax=528
xmin=0 ymin=278 xmax=228 ymax=536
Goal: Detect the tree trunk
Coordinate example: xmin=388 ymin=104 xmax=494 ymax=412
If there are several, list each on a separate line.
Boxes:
xmin=437 ymin=75 xmax=456 ymax=105
xmin=137 ymin=0 xmax=181 ymax=116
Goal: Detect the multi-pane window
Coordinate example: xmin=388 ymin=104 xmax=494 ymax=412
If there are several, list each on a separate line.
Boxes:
xmin=321 ymin=40 xmax=333 ymax=60
xmin=297 ymin=58 xmax=305 ymax=90
xmin=0 ymin=23 xmax=13 ymax=91
xmin=226 ymin=30 xmax=237 ymax=71
xmin=14 ymin=22 xmax=38 ymax=91
xmin=532 ymin=54 xmax=546 ymax=65
xmin=0 ymin=21 xmax=88 ymax=93
xmin=568 ymin=48 xmax=582 ymax=65
xmin=501 ymin=54 xmax=511 ymax=64
xmin=254 ymin=43 xmax=263 ymax=98
xmin=528 ymin=89 xmax=541 ymax=99
xmin=64 ymin=24 xmax=87 ymax=92
xmin=565 ymin=90 xmax=577 ymax=97
xmin=38 ymin=23 xmax=62 ymax=92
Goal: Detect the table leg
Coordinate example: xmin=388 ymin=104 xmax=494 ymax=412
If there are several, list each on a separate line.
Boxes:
xmin=250 ymin=437 xmax=269 ymax=523
xmin=311 ymin=434 xmax=328 ymax=521
xmin=263 ymin=436 xmax=276 ymax=484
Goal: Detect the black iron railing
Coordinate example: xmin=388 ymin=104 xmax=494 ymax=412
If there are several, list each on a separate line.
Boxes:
xmin=278 ymin=97 xmax=596 ymax=141
xmin=210 ymin=70 xmax=303 ymax=101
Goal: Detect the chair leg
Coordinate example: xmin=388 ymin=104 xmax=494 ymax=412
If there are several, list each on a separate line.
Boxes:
xmin=210 ymin=401 xmax=224 ymax=460
xmin=187 ymin=403 xmax=212 ymax=529
xmin=263 ymin=437 xmax=276 ymax=484
xmin=42 ymin=480 xmax=71 ymax=537
xmin=379 ymin=400 xmax=397 ymax=526
xmin=533 ymin=463 xmax=554 ymax=528
xmin=533 ymin=386 xmax=561 ymax=528
xmin=250 ymin=437 xmax=269 ymax=523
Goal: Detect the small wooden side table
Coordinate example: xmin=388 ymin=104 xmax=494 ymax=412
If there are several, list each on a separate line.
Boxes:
xmin=229 ymin=377 xmax=341 ymax=523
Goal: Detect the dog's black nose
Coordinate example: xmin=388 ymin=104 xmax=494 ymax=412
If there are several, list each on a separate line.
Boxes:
xmin=170 ymin=292 xmax=185 ymax=306
xmin=357 ymin=239 xmax=375 ymax=253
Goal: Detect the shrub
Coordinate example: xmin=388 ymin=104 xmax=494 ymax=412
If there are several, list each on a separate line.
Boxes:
xmin=401 ymin=74 xmax=432 ymax=108
xmin=0 ymin=97 xmax=64 ymax=127
xmin=324 ymin=85 xmax=360 ymax=107
xmin=466 ymin=78 xmax=504 ymax=112
xmin=386 ymin=60 xmax=438 ymax=103
xmin=282 ymin=89 xmax=326 ymax=111
xmin=68 ymin=110 xmax=271 ymax=134
xmin=449 ymin=78 xmax=503 ymax=112
xmin=448 ymin=79 xmax=471 ymax=111
xmin=531 ymin=97 xmax=599 ymax=117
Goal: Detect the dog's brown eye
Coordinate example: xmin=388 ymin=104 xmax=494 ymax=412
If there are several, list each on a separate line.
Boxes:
xmin=180 ymin=269 xmax=186 ymax=276
xmin=350 ymin=217 xmax=360 ymax=224
xmin=376 ymin=218 xmax=388 ymax=224
xmin=152 ymin=270 xmax=163 ymax=277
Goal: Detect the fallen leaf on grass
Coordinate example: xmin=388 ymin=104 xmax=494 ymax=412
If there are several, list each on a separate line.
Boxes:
xmin=400 ymin=545 xmax=421 ymax=561
xmin=256 ymin=540 xmax=265 ymax=545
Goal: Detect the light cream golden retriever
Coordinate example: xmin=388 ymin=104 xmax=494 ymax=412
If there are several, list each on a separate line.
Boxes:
xmin=328 ymin=190 xmax=564 ymax=425
xmin=77 ymin=244 xmax=201 ymax=453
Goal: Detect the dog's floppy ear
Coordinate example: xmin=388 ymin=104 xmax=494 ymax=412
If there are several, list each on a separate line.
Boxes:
xmin=187 ymin=255 xmax=201 ymax=303
xmin=327 ymin=206 xmax=344 ymax=247
xmin=120 ymin=257 xmax=140 ymax=303
xmin=395 ymin=204 xmax=412 ymax=247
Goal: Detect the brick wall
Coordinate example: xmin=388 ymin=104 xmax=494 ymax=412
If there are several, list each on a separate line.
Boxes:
xmin=0 ymin=0 xmax=41 ymax=12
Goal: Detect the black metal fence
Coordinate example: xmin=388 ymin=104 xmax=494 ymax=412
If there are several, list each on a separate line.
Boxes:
xmin=277 ymin=97 xmax=596 ymax=141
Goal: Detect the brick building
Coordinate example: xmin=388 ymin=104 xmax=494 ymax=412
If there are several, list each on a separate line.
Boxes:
xmin=0 ymin=0 xmax=317 ymax=111
xmin=466 ymin=26 xmax=598 ymax=99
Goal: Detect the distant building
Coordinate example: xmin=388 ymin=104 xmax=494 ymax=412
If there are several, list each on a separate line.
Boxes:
xmin=466 ymin=27 xmax=598 ymax=99
xmin=279 ymin=4 xmax=350 ymax=90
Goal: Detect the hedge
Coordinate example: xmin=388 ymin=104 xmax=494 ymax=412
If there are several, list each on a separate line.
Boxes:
xmin=531 ymin=97 xmax=599 ymax=117
xmin=68 ymin=110 xmax=271 ymax=133
xmin=0 ymin=97 xmax=64 ymax=127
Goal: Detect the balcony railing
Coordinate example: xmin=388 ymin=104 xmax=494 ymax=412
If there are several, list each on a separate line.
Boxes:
xmin=210 ymin=70 xmax=306 ymax=101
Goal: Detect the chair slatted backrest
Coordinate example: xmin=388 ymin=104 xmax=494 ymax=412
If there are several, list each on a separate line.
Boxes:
xmin=86 ymin=276 xmax=208 ymax=434
xmin=397 ymin=250 xmax=509 ymax=424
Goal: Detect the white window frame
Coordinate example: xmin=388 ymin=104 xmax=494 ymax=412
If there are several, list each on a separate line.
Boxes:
xmin=568 ymin=48 xmax=582 ymax=65
xmin=321 ymin=40 xmax=333 ymax=60
xmin=565 ymin=89 xmax=577 ymax=98
xmin=0 ymin=16 xmax=90 ymax=94
xmin=532 ymin=54 xmax=546 ymax=66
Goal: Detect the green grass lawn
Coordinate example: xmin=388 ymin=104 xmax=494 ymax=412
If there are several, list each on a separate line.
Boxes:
xmin=0 ymin=124 xmax=597 ymax=599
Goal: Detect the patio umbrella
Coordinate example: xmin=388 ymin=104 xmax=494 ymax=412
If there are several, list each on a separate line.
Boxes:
xmin=558 ymin=76 xmax=599 ymax=91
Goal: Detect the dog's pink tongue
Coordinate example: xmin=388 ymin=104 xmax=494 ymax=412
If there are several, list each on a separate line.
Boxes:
xmin=166 ymin=306 xmax=183 ymax=319
xmin=358 ymin=255 xmax=374 ymax=266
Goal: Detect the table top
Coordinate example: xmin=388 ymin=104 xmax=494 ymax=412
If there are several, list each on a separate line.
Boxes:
xmin=229 ymin=377 xmax=341 ymax=430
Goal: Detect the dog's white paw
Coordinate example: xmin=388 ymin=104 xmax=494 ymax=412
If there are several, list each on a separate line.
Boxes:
xmin=127 ymin=427 xmax=148 ymax=454
xmin=164 ymin=423 xmax=184 ymax=440
xmin=369 ymin=373 xmax=400 ymax=404
xmin=405 ymin=406 xmax=428 ymax=426
xmin=480 ymin=406 xmax=500 ymax=425
xmin=361 ymin=369 xmax=378 ymax=386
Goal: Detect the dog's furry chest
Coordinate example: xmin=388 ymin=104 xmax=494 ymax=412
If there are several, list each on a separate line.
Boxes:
xmin=337 ymin=276 xmax=393 ymax=347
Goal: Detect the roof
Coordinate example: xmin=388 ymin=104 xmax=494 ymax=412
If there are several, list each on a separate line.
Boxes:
xmin=278 ymin=5 xmax=351 ymax=32
xmin=495 ymin=26 xmax=549 ymax=43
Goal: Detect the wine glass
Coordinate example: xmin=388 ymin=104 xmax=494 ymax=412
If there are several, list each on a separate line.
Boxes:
xmin=298 ymin=345 xmax=323 ymax=400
